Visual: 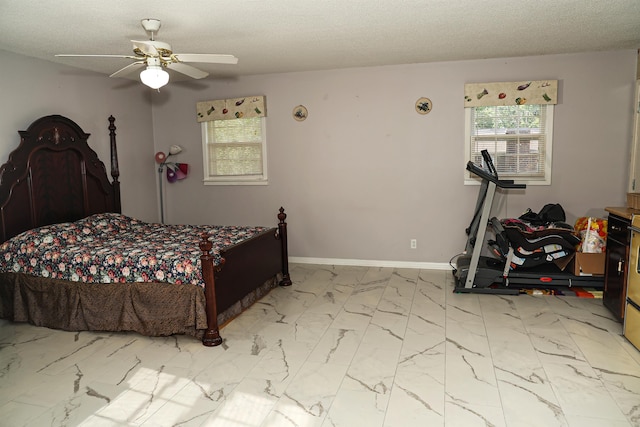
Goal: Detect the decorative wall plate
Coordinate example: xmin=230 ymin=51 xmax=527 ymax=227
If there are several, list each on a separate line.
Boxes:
xmin=415 ymin=97 xmax=432 ymax=115
xmin=293 ymin=105 xmax=308 ymax=121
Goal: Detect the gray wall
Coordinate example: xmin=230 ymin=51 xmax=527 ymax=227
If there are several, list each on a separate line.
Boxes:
xmin=0 ymin=50 xmax=157 ymax=223
xmin=1 ymin=49 xmax=636 ymax=265
xmin=151 ymin=50 xmax=637 ymax=264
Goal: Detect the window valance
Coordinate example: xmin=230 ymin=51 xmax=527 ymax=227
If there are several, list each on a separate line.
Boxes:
xmin=464 ymin=80 xmax=557 ymax=107
xmin=196 ymin=96 xmax=266 ymax=122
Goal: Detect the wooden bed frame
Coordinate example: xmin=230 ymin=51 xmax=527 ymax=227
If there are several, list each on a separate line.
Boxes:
xmin=0 ymin=114 xmax=291 ymax=346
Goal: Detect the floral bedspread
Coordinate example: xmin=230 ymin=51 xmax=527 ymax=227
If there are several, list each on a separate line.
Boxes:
xmin=0 ymin=213 xmax=271 ymax=288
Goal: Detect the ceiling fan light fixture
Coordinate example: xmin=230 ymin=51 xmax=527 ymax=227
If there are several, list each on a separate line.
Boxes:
xmin=140 ymin=65 xmax=169 ymax=89
xmin=56 ymin=19 xmax=237 ymax=88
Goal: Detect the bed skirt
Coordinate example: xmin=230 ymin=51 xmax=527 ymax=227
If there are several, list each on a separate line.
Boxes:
xmin=0 ymin=272 xmax=279 ymax=338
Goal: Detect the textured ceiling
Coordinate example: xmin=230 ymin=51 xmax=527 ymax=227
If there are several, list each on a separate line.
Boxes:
xmin=1 ymin=1 xmax=639 ymax=82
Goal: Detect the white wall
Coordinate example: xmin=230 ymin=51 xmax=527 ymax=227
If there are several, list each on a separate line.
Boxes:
xmin=0 ymin=50 xmax=158 ymax=223
xmin=151 ymin=50 xmax=637 ymax=264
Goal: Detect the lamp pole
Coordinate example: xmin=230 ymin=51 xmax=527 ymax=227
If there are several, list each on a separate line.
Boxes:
xmin=157 ymin=153 xmax=174 ymax=224
xmin=155 ymin=145 xmax=183 ymax=224
xmin=158 ymin=163 xmax=165 ymax=224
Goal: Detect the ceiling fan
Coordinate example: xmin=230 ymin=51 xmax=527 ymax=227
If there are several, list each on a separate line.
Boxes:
xmin=55 ymin=19 xmax=238 ymax=89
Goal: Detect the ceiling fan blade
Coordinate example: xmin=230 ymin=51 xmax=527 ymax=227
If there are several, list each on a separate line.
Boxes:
xmin=131 ymin=40 xmax=159 ymax=56
xmin=167 ymin=62 xmax=209 ymax=79
xmin=110 ymin=61 xmax=145 ymax=78
xmin=56 ymin=54 xmax=138 ymax=59
xmin=172 ymin=53 xmax=238 ymax=64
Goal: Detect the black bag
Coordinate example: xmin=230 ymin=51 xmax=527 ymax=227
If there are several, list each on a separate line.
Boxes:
xmin=519 ymin=203 xmax=566 ymax=226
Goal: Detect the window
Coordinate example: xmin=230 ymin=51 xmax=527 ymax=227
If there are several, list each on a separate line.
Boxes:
xmin=465 ymin=104 xmax=554 ymax=185
xmin=202 ymin=117 xmax=268 ymax=185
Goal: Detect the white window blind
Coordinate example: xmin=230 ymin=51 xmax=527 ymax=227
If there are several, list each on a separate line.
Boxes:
xmin=202 ymin=117 xmax=268 ymax=185
xmin=466 ymin=104 xmax=554 ymax=185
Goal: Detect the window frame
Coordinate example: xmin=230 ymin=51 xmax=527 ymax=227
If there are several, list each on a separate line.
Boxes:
xmin=201 ymin=117 xmax=269 ymax=186
xmin=464 ymin=104 xmax=554 ymax=185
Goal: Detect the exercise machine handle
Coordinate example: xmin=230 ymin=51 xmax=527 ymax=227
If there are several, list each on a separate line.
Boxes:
xmin=466 ymin=161 xmax=527 ymax=189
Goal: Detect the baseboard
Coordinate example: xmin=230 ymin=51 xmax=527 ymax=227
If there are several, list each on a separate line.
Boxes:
xmin=289 ymin=256 xmax=452 ymax=270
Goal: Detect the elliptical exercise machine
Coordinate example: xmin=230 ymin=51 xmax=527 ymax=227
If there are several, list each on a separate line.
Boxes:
xmin=453 ymin=150 xmax=604 ymax=294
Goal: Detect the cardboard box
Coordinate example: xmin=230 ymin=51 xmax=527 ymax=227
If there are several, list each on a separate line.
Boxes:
xmin=555 ymin=252 xmax=605 ymax=276
xmin=628 ymin=193 xmax=640 ymax=209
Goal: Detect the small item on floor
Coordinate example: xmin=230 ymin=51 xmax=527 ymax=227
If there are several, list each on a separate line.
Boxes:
xmin=516 ymin=287 xmax=602 ymax=298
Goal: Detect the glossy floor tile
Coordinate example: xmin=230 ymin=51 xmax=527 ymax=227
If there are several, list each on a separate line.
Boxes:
xmin=1 ymin=264 xmax=639 ymax=426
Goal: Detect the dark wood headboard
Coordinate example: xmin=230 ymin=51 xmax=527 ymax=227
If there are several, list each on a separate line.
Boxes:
xmin=0 ymin=115 xmax=121 ymax=242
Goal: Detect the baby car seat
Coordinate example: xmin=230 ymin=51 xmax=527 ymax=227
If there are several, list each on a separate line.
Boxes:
xmin=490 ymin=217 xmax=580 ymax=269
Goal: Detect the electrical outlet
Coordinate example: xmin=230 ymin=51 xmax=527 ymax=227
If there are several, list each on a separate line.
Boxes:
xmin=410 ymin=239 xmax=417 ymax=249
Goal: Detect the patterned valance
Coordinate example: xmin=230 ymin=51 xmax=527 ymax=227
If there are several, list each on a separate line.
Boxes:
xmin=196 ymin=96 xmax=266 ymax=122
xmin=464 ymin=80 xmax=557 ymax=107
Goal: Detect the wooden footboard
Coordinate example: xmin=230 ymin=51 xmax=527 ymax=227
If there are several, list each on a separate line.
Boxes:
xmin=199 ymin=207 xmax=291 ymax=346
xmin=278 ymin=207 xmax=292 ymax=287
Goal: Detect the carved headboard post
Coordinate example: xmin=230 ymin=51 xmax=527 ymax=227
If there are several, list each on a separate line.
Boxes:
xmin=108 ymin=115 xmax=122 ymax=213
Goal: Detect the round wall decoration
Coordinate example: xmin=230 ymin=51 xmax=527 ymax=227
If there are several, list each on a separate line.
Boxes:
xmin=293 ymin=105 xmax=308 ymax=121
xmin=415 ymin=97 xmax=432 ymax=115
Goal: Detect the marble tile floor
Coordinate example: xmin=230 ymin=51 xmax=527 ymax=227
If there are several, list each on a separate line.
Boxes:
xmin=1 ymin=264 xmax=640 ymax=426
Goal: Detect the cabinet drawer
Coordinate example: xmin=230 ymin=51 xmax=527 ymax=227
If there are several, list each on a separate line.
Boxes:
xmin=608 ymin=214 xmax=630 ymax=245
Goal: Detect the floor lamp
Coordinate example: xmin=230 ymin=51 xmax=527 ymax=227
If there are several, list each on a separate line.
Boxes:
xmin=155 ymin=145 xmax=184 ymax=223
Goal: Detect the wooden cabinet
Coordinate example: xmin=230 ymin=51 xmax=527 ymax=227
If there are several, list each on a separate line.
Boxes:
xmin=603 ymin=213 xmax=631 ymax=321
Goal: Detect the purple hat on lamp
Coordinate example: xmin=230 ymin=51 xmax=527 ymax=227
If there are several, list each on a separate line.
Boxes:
xmin=166 ymin=164 xmax=178 ymax=183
